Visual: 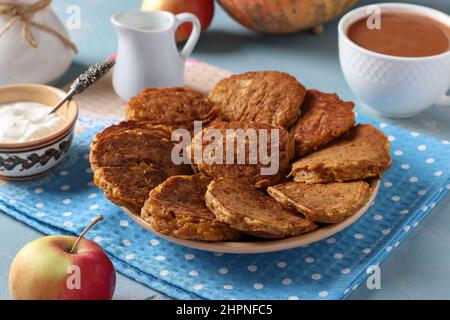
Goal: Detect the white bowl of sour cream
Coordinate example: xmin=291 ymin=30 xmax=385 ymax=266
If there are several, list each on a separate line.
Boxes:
xmin=0 ymin=84 xmax=78 ymax=180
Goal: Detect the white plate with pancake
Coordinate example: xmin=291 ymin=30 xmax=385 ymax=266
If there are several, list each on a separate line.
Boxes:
xmin=122 ymin=178 xmax=380 ymax=254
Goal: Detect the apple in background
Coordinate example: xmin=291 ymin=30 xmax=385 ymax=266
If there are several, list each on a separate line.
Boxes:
xmin=9 ymin=216 xmax=115 ymax=300
xmin=141 ymin=0 xmax=215 ymax=42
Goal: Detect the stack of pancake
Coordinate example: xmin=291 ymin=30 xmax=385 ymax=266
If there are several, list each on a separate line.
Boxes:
xmin=90 ymin=71 xmax=392 ymax=242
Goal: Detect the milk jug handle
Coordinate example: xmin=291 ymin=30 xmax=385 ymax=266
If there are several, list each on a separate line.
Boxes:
xmin=174 ymin=13 xmax=201 ymax=60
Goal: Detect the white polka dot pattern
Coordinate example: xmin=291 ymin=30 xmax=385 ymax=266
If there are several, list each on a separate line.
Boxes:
xmin=0 ymin=96 xmax=449 ymax=301
xmin=248 ymin=265 xmax=257 ymax=272
xmin=312 ymin=274 xmax=322 ymax=280
xmin=253 ymin=283 xmax=264 ymax=290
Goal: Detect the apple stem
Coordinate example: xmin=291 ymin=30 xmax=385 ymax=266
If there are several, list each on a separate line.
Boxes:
xmin=69 ymin=215 xmax=104 ymax=254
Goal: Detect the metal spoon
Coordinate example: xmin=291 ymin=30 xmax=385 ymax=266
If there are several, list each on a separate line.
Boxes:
xmin=48 ymin=57 xmax=116 ymax=115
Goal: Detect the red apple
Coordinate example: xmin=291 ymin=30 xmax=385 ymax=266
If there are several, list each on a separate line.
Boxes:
xmin=141 ymin=0 xmax=214 ymax=42
xmin=9 ymin=216 xmax=115 ymax=300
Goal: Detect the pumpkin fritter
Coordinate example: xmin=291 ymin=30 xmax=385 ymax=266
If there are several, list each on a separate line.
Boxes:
xmin=205 ymin=179 xmax=317 ymax=239
xmin=208 ymin=71 xmax=306 ymax=128
xmin=290 ymin=124 xmax=392 ymax=183
xmin=90 ymin=121 xmax=192 ymax=214
xmin=268 ymin=181 xmax=371 ymax=223
xmin=142 ymin=175 xmax=240 ymax=242
xmin=125 ymin=87 xmax=220 ymax=131
xmin=291 ymin=90 xmax=355 ymax=156
xmin=190 ymin=121 xmax=295 ymax=188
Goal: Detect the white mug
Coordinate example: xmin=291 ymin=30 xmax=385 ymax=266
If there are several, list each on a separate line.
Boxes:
xmin=111 ymin=11 xmax=201 ymax=101
xmin=339 ymin=3 xmax=450 ymax=118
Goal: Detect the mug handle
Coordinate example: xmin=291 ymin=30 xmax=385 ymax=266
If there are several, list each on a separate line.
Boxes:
xmin=435 ymin=92 xmax=450 ymax=107
xmin=174 ymin=13 xmax=201 ymax=60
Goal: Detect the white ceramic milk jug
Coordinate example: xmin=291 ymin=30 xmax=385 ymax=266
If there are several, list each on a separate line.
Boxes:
xmin=0 ymin=0 xmax=75 ymax=85
xmin=111 ymin=11 xmax=201 ymax=101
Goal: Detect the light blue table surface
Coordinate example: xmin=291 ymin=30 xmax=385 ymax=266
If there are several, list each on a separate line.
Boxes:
xmin=1 ymin=0 xmax=450 ymax=300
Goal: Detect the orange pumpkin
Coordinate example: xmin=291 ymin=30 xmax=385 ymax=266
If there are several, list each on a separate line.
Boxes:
xmin=217 ymin=0 xmax=358 ymax=34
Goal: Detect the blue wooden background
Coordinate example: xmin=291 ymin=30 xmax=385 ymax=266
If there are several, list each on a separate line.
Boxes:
xmin=1 ymin=0 xmax=450 ymax=299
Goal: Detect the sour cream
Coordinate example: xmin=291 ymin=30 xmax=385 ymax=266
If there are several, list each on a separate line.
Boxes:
xmin=0 ymin=102 xmax=67 ymax=143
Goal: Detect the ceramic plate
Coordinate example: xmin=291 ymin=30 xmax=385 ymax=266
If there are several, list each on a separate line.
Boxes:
xmin=122 ymin=178 xmax=380 ymax=254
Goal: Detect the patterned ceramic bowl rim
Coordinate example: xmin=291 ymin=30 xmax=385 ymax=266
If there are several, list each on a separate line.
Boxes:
xmin=338 ymin=3 xmax=450 ymax=62
xmin=0 ymin=84 xmax=78 ymax=152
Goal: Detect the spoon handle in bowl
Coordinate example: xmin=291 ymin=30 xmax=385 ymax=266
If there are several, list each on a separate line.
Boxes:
xmin=48 ymin=58 xmax=116 ymax=115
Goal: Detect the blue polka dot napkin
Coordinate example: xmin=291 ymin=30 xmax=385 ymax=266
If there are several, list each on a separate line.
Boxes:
xmin=1 ymin=116 xmax=449 ymax=300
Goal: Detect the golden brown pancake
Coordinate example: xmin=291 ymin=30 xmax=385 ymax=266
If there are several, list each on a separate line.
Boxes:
xmin=125 ymin=87 xmax=220 ymax=131
xmin=205 ymin=179 xmax=317 ymax=239
xmin=268 ymin=181 xmax=371 ymax=223
xmin=90 ymin=121 xmax=192 ymax=214
xmin=190 ymin=121 xmax=295 ymax=188
xmin=290 ymin=124 xmax=392 ymax=183
xmin=142 ymin=175 xmax=240 ymax=242
xmin=290 ymin=90 xmax=355 ymax=156
xmin=208 ymin=71 xmax=306 ymax=128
